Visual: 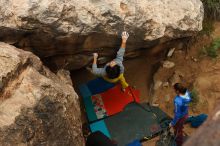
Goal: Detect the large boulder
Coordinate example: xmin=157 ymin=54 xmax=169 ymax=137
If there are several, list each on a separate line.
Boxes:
xmin=184 ymin=100 xmax=220 ymax=146
xmin=0 ymin=42 xmax=84 ymax=146
xmin=0 ymin=0 xmax=204 ymax=69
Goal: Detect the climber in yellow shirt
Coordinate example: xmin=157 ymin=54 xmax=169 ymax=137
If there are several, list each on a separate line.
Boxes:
xmin=92 ymin=31 xmax=129 ymax=89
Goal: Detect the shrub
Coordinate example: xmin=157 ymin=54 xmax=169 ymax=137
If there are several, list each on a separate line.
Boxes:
xmin=200 ymin=38 xmax=220 ymax=58
xmin=199 ymin=0 xmax=220 ymax=36
xmin=205 ymin=38 xmax=220 ymax=58
xmin=202 ymin=0 xmax=220 ymax=20
xmin=199 ymin=20 xmax=214 ymax=36
xmin=190 ymin=88 xmax=200 ymax=106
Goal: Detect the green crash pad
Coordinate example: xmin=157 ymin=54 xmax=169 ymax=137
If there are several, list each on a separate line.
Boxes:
xmin=90 ymin=103 xmax=171 ymax=146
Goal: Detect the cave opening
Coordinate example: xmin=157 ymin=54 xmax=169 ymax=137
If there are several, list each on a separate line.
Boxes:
xmin=68 ymin=37 xmax=188 ymax=143
xmin=70 ymin=38 xmax=187 ymax=102
xmin=70 ymin=48 xmax=162 ymax=103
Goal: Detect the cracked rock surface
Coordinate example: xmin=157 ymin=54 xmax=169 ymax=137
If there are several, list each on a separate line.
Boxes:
xmin=0 ymin=0 xmax=203 ymax=70
xmin=0 ymin=42 xmax=84 ymax=146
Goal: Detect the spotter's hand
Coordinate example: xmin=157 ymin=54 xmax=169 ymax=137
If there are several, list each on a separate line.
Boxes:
xmin=169 ymin=123 xmax=172 ymax=128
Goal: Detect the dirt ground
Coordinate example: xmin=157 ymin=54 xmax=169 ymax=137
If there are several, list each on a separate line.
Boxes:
xmin=144 ymin=22 xmax=220 ymax=145
xmin=153 ymin=21 xmax=220 ymax=115
xmin=71 ymin=21 xmax=220 ymax=146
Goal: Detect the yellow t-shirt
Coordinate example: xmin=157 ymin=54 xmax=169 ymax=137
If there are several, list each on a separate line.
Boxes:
xmin=103 ymin=73 xmax=129 ymax=89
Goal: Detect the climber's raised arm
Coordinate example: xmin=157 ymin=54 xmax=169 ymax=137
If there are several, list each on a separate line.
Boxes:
xmin=91 ymin=31 xmax=129 ymax=89
xmin=114 ymin=31 xmax=129 ymax=64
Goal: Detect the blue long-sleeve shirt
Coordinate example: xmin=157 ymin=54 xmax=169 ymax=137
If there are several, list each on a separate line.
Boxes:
xmin=171 ymin=91 xmax=191 ymax=126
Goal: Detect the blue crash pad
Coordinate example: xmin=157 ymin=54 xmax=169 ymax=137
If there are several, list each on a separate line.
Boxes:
xmin=126 ymin=140 xmax=142 ymax=146
xmin=87 ymin=78 xmax=115 ymax=95
xmin=90 ymin=120 xmax=111 ymax=138
xmin=79 ymin=78 xmax=115 ymax=122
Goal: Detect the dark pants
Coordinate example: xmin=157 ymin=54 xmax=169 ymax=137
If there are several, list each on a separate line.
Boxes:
xmin=174 ymin=114 xmax=188 ymax=146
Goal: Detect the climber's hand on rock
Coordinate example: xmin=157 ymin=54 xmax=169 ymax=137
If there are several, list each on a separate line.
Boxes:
xmin=93 ymin=53 xmax=98 ymax=59
xmin=93 ymin=53 xmax=98 ymax=64
xmin=121 ymin=31 xmax=129 ymax=43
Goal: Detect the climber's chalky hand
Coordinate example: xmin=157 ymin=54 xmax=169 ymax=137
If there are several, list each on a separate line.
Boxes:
xmin=121 ymin=31 xmax=129 ymax=43
xmin=93 ymin=53 xmax=98 ymax=59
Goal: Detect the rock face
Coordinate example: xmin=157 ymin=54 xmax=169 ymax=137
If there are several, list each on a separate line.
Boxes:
xmin=0 ymin=0 xmax=203 ymax=70
xmin=0 ymin=42 xmax=84 ymax=146
xmin=184 ymin=101 xmax=220 ymax=146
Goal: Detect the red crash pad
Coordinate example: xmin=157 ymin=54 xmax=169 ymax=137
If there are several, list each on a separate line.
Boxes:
xmin=92 ymin=85 xmax=140 ymax=116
